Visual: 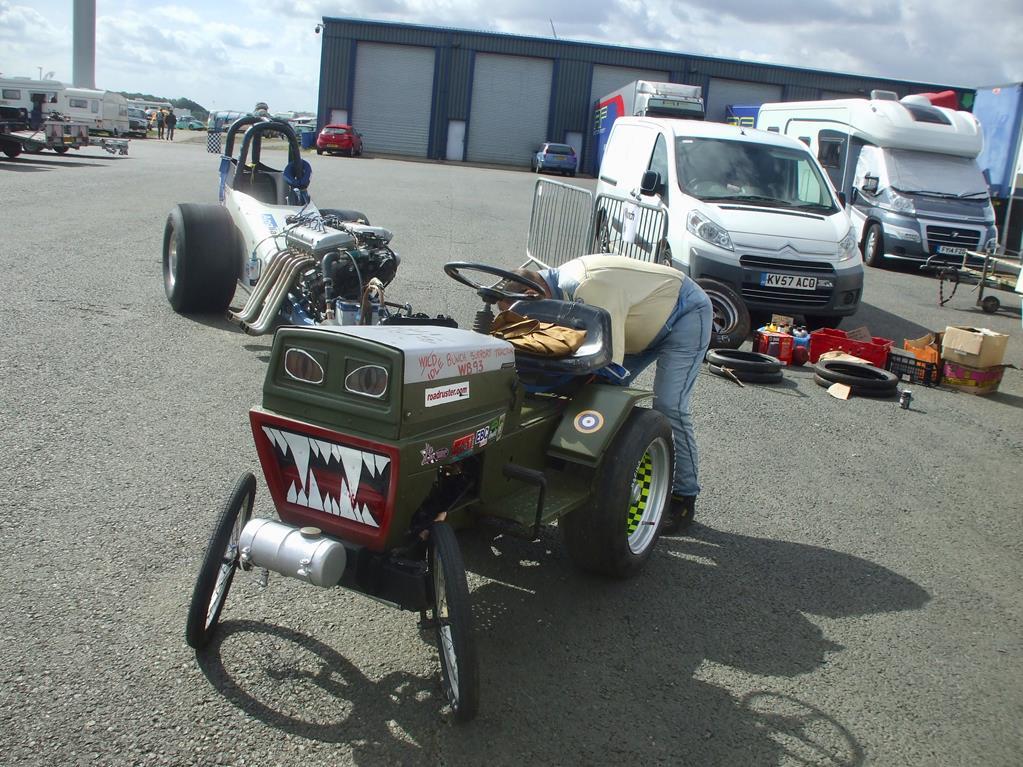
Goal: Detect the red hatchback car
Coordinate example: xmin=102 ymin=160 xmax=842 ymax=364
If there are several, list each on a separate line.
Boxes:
xmin=316 ymin=124 xmax=364 ymax=156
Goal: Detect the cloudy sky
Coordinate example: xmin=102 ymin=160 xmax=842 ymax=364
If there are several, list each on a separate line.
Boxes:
xmin=2 ymin=0 xmax=1021 ymax=113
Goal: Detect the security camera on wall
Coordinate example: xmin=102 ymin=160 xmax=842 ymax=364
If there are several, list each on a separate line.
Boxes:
xmin=314 ymin=24 xmax=322 ymax=34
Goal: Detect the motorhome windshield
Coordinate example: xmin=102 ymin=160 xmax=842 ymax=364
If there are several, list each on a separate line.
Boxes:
xmin=675 ymin=137 xmax=838 ymax=213
xmin=885 ymin=149 xmax=989 ymax=199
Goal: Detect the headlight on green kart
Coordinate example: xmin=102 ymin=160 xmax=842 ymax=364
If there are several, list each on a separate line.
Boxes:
xmin=345 ymin=363 xmax=389 ymax=398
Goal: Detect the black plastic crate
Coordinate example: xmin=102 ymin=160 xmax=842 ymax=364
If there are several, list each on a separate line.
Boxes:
xmin=886 ymin=348 xmax=942 ymax=387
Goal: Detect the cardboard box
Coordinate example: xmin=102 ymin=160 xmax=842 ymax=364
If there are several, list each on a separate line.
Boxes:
xmin=941 ymin=326 xmax=1008 ymax=369
xmin=941 ymin=361 xmax=1005 ymax=396
xmin=754 ymin=330 xmax=793 ymax=365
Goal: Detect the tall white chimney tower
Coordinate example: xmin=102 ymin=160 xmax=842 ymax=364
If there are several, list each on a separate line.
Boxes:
xmin=73 ymin=0 xmax=96 ymax=88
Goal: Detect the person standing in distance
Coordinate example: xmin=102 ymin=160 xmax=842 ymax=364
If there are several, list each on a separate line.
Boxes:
xmin=155 ymin=110 xmax=164 ymax=140
xmin=502 ymin=255 xmax=712 ymax=533
xmin=165 ymin=110 xmax=177 ymax=141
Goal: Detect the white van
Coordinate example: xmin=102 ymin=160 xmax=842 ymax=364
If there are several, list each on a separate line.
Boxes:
xmin=63 ymin=87 xmax=129 ymax=137
xmin=756 ymin=95 xmax=997 ymax=268
xmin=596 ymin=117 xmax=863 ymax=340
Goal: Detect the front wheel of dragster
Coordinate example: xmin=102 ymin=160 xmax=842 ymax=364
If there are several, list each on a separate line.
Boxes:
xmin=185 ymin=472 xmax=256 ymax=650
xmin=163 ymin=203 xmax=240 ymax=314
xmin=561 ymin=408 xmax=674 ymax=578
xmin=429 ymin=522 xmax=479 ymax=722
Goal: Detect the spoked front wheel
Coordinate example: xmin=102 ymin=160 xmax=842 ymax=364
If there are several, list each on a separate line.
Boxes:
xmin=185 ymin=472 xmax=256 ymax=649
xmin=429 ymin=522 xmax=479 ymax=722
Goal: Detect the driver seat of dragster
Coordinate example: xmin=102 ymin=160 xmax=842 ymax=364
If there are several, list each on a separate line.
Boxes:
xmin=505 ymin=299 xmax=613 ymax=379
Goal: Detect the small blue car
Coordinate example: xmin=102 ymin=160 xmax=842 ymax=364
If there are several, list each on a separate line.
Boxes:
xmin=531 ymin=142 xmax=578 ymax=176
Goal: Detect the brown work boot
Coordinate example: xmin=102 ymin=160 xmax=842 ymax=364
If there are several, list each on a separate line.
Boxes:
xmin=661 ymin=495 xmax=696 ymax=535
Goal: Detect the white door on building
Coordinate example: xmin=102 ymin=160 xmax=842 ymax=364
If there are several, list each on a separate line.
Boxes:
xmin=446 ymin=120 xmax=466 ymax=161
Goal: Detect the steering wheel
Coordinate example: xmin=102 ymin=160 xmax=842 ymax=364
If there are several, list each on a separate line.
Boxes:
xmin=443 ymin=262 xmax=547 ymax=304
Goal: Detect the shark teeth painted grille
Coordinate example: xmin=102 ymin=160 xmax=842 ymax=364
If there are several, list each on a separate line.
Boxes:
xmin=261 ymin=426 xmax=392 ymax=528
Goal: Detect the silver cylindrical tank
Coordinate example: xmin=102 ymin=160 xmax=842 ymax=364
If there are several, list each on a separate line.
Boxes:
xmin=238 ymin=519 xmax=347 ymax=588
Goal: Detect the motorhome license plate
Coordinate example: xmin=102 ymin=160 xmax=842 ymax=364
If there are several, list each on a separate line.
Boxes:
xmin=760 ymin=273 xmax=817 ymax=290
xmin=937 ymin=245 xmax=968 ymax=256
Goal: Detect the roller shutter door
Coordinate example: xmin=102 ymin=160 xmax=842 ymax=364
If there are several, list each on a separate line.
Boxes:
xmin=467 ymin=54 xmax=552 ymax=166
xmin=589 ymin=65 xmax=670 ymax=108
xmin=705 ymin=78 xmax=783 ymax=122
xmin=352 ymin=43 xmax=434 ymax=157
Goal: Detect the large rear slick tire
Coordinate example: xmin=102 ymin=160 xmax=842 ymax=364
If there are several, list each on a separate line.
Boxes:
xmin=697 ymin=278 xmax=750 ymax=349
xmin=185 ymin=472 xmax=256 ymax=650
xmin=163 ymin=203 xmax=239 ymax=314
xmin=429 ymin=522 xmax=479 ymax=722
xmin=561 ymin=408 xmax=673 ymax=578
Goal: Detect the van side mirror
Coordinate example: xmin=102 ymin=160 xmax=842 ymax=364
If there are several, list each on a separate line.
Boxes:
xmin=862 ymin=175 xmax=879 ymax=194
xmin=837 ymin=192 xmax=846 ymax=207
xmin=850 ymin=188 xmax=859 ymax=204
xmin=640 ymin=170 xmax=662 ymax=196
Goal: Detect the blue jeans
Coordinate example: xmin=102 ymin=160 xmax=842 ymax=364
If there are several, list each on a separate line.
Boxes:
xmin=619 ymin=278 xmax=712 ymax=497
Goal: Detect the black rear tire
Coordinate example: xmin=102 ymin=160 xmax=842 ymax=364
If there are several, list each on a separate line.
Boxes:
xmin=561 ymin=408 xmax=673 ymax=578
xmin=863 ymin=223 xmax=886 ymax=268
xmin=163 ymin=203 xmax=240 ymax=313
xmin=2 ymin=142 xmax=21 ymax=158
xmin=185 ymin=472 xmax=256 ymax=650
xmin=697 ymin=278 xmax=751 ymax=349
xmin=53 ymin=146 xmax=69 ymax=154
xmin=429 ymin=522 xmax=479 ymax=722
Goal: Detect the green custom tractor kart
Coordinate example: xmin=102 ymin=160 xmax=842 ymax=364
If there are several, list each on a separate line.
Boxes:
xmin=185 ymin=262 xmax=678 ymax=722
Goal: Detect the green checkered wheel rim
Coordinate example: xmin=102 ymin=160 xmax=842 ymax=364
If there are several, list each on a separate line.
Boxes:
xmin=626 ymin=436 xmax=670 ymax=555
xmin=627 ymin=453 xmax=654 ymax=535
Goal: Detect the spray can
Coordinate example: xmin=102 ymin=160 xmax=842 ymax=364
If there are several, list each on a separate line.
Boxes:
xmin=899 ymin=390 xmax=913 ymax=409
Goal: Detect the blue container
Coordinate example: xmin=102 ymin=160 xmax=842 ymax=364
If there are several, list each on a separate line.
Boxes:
xmin=301 ymin=130 xmax=316 ymax=150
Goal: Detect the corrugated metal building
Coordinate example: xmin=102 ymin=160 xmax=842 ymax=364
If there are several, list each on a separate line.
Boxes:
xmin=316 ymin=18 xmax=971 ymax=172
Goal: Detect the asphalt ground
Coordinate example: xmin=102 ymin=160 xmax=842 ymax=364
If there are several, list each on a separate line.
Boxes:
xmin=1 ymin=137 xmax=1022 ymax=767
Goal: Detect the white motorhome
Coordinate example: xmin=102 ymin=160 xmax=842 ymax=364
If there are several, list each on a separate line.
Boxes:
xmin=0 ymin=77 xmax=64 ymax=124
xmin=595 ymin=117 xmax=862 ymax=340
xmin=757 ymin=94 xmax=998 ymax=267
xmin=63 ymin=87 xmax=130 ymax=136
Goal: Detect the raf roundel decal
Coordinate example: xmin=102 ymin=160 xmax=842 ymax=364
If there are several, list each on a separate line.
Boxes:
xmin=573 ymin=410 xmax=604 ymax=434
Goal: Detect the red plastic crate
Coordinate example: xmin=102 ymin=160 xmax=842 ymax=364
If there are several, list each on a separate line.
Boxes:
xmin=808 ymin=328 xmax=892 ymax=368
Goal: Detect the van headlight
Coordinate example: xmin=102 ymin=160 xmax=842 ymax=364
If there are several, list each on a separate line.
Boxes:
xmin=889 ymin=191 xmax=915 ymax=215
xmin=838 ymin=228 xmax=859 ymax=262
xmin=687 ymin=210 xmax=733 ymax=251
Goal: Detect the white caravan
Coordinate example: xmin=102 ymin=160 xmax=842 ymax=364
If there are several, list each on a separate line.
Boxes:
xmin=0 ymin=77 xmax=64 ymax=121
xmin=63 ymin=88 xmax=130 ymax=136
xmin=757 ymin=94 xmax=998 ymax=267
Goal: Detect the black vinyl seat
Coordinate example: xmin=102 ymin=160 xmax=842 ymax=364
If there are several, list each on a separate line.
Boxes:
xmin=507 ymin=299 xmax=612 ymax=377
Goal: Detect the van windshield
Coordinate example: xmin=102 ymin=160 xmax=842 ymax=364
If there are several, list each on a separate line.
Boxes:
xmin=884 ymin=149 xmax=988 ymax=199
xmin=675 ymin=137 xmax=839 ymax=214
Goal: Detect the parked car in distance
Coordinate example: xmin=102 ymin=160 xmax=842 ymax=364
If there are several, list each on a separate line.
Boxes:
xmin=177 ymin=116 xmax=206 ymax=130
xmin=532 ymin=142 xmax=578 ymax=176
xmin=316 ymin=124 xmax=363 ymax=156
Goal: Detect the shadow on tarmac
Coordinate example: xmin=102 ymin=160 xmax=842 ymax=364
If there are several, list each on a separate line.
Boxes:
xmin=196 ymin=525 xmax=925 ymax=765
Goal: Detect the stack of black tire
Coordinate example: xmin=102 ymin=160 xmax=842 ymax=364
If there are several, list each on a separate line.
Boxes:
xmin=706 ymin=349 xmax=783 ymax=384
xmin=812 ymin=359 xmax=899 ymax=398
